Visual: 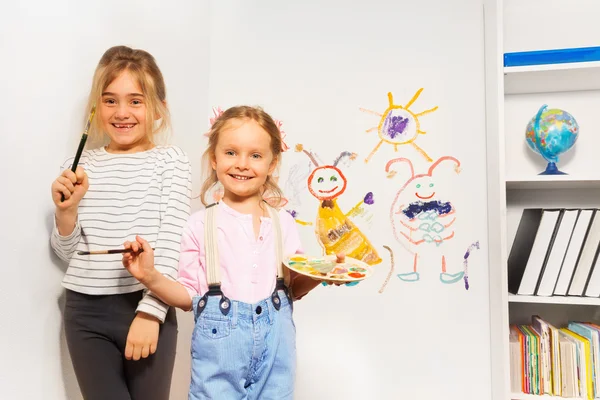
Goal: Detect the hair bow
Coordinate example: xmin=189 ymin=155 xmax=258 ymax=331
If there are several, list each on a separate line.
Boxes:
xmin=204 ymin=106 xmax=289 ymax=152
xmin=274 ymin=119 xmax=289 ymax=152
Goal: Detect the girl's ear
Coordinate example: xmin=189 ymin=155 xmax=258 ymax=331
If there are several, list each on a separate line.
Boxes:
xmin=210 ymin=153 xmax=217 ymax=171
xmin=155 ymin=100 xmax=168 ymax=121
xmin=268 ymin=155 xmax=279 ymax=175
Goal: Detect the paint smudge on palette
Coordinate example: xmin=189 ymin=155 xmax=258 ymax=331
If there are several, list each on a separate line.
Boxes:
xmin=284 ymin=254 xmax=373 ymax=283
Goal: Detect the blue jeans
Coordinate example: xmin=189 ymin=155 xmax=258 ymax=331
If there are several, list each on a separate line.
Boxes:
xmin=189 ymin=290 xmax=296 ymax=400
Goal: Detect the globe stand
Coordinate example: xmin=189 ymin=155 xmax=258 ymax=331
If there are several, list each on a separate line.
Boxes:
xmin=539 ymin=162 xmax=567 ymax=175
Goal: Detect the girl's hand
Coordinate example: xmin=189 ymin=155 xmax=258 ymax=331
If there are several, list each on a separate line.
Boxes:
xmin=122 ymin=236 xmax=157 ymax=285
xmin=125 ymin=312 xmax=159 ymax=361
xmin=320 ymin=253 xmax=347 ymax=286
xmin=51 ymin=166 xmax=89 ymax=211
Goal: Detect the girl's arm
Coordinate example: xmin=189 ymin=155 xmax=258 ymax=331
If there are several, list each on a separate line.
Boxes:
xmin=123 ymin=236 xmax=193 ymax=311
xmin=50 ymin=165 xmax=89 ymax=262
xmin=135 ymin=148 xmax=192 ymax=322
xmin=289 ymin=271 xmax=322 ymax=300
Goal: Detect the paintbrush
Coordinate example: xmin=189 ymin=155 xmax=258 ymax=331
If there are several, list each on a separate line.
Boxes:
xmin=77 ymin=247 xmax=155 ymax=256
xmin=61 ymin=105 xmax=96 ymax=202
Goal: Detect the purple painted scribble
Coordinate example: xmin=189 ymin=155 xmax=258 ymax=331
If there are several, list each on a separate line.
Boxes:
xmin=463 ymin=240 xmax=480 ymax=290
xmin=402 ymin=200 xmax=452 ymax=220
xmin=286 ymin=209 xmax=298 ymax=218
xmin=364 ymin=192 xmax=374 ymax=205
xmin=384 ymin=115 xmax=409 ymax=139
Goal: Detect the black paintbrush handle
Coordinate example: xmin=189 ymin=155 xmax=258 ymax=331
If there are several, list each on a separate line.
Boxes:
xmin=61 ymin=134 xmax=88 ymax=202
xmin=77 ymin=247 xmax=155 ymax=256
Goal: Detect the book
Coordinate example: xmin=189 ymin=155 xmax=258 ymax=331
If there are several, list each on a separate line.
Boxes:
xmin=537 ymin=209 xmax=579 ymax=296
xmin=555 ymin=209 xmax=595 ymax=295
xmin=568 ymin=212 xmax=600 ymax=296
xmin=508 ymin=208 xmax=562 ymax=295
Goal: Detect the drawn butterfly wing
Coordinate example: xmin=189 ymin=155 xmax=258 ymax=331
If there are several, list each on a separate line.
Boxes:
xmin=280 ymin=160 xmax=312 ymax=220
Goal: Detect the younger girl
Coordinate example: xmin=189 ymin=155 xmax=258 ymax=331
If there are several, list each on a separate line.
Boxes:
xmin=122 ymin=106 xmax=330 ymax=399
xmin=50 ymin=45 xmax=192 ymax=400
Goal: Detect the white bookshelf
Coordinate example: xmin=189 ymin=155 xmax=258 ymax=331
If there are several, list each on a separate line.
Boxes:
xmin=504 ymin=61 xmax=600 ymax=94
xmin=508 ymin=294 xmax=600 ymax=306
xmin=511 ymin=393 xmax=584 ymax=400
xmin=494 ymin=3 xmax=600 ymax=399
xmin=506 ymin=176 xmax=600 ymax=190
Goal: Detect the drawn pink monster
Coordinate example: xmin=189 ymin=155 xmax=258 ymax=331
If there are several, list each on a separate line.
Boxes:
xmin=385 ymin=156 xmax=479 ymax=289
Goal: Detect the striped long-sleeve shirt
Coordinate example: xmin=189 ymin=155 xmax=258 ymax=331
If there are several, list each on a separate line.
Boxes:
xmin=50 ymin=145 xmax=192 ymax=322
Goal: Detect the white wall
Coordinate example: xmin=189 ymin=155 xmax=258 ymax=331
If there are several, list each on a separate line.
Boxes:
xmin=208 ymin=1 xmax=491 ymax=399
xmin=504 ymin=0 xmax=600 ymax=53
xmin=0 ymin=2 xmax=207 ymax=398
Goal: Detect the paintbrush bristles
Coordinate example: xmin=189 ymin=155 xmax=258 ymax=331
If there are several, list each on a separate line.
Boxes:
xmin=84 ymin=105 xmax=96 ymax=134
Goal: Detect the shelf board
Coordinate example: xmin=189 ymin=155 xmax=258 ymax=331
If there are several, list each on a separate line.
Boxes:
xmin=508 ymin=294 xmax=600 ymax=306
xmin=504 ymin=62 xmax=600 ymax=94
xmin=504 ymin=46 xmax=600 ymax=94
xmin=506 ymin=176 xmax=600 ymax=190
xmin=511 ymin=393 xmax=583 ymax=400
xmin=505 ymin=60 xmax=600 ymax=74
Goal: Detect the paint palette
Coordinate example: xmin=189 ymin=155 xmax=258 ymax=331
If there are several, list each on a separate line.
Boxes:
xmin=283 ymin=254 xmax=373 ymax=283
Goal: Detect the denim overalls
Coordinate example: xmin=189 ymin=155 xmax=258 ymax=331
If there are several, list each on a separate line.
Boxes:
xmin=189 ymin=203 xmax=296 ymax=400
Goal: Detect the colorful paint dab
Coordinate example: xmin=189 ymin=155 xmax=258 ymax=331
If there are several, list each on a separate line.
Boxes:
xmin=463 ymin=241 xmax=480 ymax=290
xmin=378 ymin=245 xmax=395 ymax=294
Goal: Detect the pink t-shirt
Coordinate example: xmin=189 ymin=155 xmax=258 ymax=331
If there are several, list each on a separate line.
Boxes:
xmin=177 ymin=201 xmax=304 ymax=303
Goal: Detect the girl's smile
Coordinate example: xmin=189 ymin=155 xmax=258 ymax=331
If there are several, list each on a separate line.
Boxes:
xmin=100 ymin=70 xmax=150 ymax=154
xmin=212 ymin=119 xmax=276 ymax=203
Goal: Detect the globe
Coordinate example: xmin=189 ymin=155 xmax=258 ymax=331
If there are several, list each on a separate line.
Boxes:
xmin=525 ymin=104 xmax=579 ymax=175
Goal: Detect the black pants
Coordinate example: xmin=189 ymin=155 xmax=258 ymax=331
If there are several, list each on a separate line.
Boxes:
xmin=64 ymin=289 xmax=178 ymax=400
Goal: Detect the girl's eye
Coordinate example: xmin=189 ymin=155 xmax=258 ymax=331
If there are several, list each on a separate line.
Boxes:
xmin=225 ymin=151 xmax=235 ymax=156
xmin=330 ymin=176 xmax=337 ymax=182
xmin=131 ymin=99 xmax=143 ymax=105
xmin=317 ymin=177 xmax=324 ymax=183
xmin=252 ymin=154 xmax=261 ymax=159
xmin=104 ymin=99 xmax=116 ymax=105
xmin=416 ymin=184 xmax=421 ymax=188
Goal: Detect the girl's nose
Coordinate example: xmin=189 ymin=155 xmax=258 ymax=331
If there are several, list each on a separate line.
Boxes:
xmin=236 ymin=156 xmax=249 ymax=169
xmin=115 ymin=104 xmax=130 ymax=119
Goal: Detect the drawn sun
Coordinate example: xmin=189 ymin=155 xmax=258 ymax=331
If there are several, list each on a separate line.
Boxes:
xmin=360 ymin=88 xmax=438 ymax=163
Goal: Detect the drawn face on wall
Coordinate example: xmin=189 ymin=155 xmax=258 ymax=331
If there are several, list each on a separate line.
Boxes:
xmin=392 ymin=174 xmax=450 ymax=220
xmin=387 ymin=156 xmax=460 ymax=224
xmin=307 ymin=166 xmax=347 ymax=201
xmin=412 ymin=176 xmax=436 ymax=200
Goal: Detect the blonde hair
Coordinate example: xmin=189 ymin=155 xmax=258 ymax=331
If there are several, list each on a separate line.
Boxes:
xmin=200 ymin=106 xmax=284 ymax=207
xmin=84 ymin=45 xmax=170 ymax=145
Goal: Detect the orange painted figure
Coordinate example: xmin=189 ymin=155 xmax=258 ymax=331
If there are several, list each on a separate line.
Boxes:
xmin=295 ymin=145 xmax=381 ymax=266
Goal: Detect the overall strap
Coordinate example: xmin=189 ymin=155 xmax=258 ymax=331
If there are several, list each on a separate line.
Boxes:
xmin=204 ymin=204 xmax=220 ymax=286
xmin=266 ymin=204 xmax=285 ymax=282
xmin=197 ymin=203 xmax=230 ymax=317
xmin=266 ymin=203 xmax=294 ymax=309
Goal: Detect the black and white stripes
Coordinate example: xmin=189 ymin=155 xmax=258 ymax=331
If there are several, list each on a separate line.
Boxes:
xmin=50 ymin=145 xmax=192 ymax=322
